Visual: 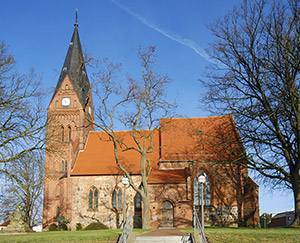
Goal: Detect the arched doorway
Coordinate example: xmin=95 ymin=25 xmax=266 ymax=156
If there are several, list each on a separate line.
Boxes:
xmin=161 ymin=201 xmax=174 ymax=228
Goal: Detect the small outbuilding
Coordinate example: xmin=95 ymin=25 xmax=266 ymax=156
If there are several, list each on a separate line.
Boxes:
xmin=269 ymin=210 xmax=295 ymax=227
xmin=0 ymin=220 xmax=10 ymax=231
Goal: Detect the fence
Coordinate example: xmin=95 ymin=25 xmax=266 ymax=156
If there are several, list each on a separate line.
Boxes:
xmin=118 ymin=208 xmax=133 ymax=243
xmin=193 ymin=206 xmax=207 ymax=243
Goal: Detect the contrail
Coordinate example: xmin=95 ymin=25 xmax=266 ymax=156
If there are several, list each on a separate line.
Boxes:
xmin=110 ymin=0 xmax=214 ymax=63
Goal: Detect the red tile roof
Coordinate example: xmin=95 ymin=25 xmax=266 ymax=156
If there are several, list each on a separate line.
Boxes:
xmin=71 ymin=114 xmax=242 ymax=183
xmin=160 ymin=115 xmax=242 ymax=161
xmin=0 ymin=220 xmax=10 ymax=227
xmin=148 ymin=168 xmax=189 ymax=184
xmin=71 ymin=130 xmax=160 ymax=176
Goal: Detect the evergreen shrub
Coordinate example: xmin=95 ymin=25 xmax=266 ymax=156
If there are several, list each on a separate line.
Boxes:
xmin=48 ymin=223 xmax=58 ymax=231
xmin=76 ymin=223 xmax=82 ymax=231
xmin=84 ymin=222 xmax=108 ymax=230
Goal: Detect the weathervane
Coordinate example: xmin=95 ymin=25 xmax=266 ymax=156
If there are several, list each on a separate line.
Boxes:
xmin=75 ymin=8 xmax=78 ymax=26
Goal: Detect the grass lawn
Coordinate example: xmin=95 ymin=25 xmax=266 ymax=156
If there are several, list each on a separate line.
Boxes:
xmin=0 ymin=227 xmax=299 ymax=242
xmin=0 ymin=229 xmax=150 ymax=243
xmin=184 ymin=227 xmax=300 ymax=243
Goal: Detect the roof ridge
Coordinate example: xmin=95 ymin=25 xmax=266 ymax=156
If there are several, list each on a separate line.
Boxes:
xmin=90 ymin=129 xmax=155 ymax=134
xmin=160 ymin=114 xmax=231 ymax=120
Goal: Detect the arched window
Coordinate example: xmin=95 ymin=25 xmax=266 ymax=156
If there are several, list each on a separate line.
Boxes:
xmin=61 ymin=160 xmax=67 ymax=172
xmin=135 ymin=191 xmax=142 ymax=211
xmin=112 ymin=187 xmax=122 ymax=209
xmin=163 ymin=200 xmax=172 ymax=209
xmin=61 ymin=126 xmax=64 ymax=142
xmin=67 ymin=126 xmax=71 ymax=142
xmin=194 ymin=171 xmax=211 ymax=205
xmin=88 ymin=187 xmax=98 ymax=209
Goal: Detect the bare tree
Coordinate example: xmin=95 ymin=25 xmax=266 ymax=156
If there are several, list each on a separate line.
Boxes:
xmin=0 ymin=151 xmax=44 ymax=229
xmin=86 ymin=46 xmax=175 ymax=228
xmin=0 ymin=41 xmax=46 ymax=171
xmin=0 ymin=41 xmax=46 ymax=228
xmin=202 ymin=0 xmax=300 ymax=225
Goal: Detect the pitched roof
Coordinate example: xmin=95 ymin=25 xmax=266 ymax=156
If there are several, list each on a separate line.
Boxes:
xmin=271 ymin=210 xmax=295 ymax=219
xmin=160 ymin=114 xmax=242 ymax=161
xmin=148 ymin=168 xmax=188 ymax=184
xmin=70 ymin=130 xmax=187 ymax=184
xmin=71 ymin=130 xmax=160 ymax=176
xmin=0 ymin=220 xmax=10 ymax=227
xmin=70 ymin=115 xmax=243 ymax=183
xmin=51 ymin=23 xmax=90 ymax=107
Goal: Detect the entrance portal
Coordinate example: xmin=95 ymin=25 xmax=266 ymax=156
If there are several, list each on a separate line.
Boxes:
xmin=161 ymin=201 xmax=174 ymax=228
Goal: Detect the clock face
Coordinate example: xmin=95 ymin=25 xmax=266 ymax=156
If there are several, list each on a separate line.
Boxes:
xmin=62 ymin=97 xmax=71 ymax=106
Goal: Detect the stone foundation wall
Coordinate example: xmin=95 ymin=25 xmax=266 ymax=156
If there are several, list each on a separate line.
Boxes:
xmin=197 ymin=205 xmax=239 ymax=227
xmin=70 ymin=175 xmax=141 ymax=229
xmin=66 ymin=172 xmax=258 ymax=229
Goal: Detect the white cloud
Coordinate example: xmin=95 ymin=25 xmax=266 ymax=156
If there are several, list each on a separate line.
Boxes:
xmin=110 ymin=0 xmax=214 ymax=63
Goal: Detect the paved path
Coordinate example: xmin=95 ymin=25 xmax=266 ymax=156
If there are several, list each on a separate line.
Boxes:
xmin=140 ymin=228 xmax=189 ymax=236
xmin=135 ymin=229 xmax=191 ymax=243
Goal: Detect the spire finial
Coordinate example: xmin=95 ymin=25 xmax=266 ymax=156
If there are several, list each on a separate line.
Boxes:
xmin=75 ymin=8 xmax=78 ymax=27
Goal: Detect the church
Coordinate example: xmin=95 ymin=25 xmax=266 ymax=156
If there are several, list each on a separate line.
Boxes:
xmin=42 ymin=22 xmax=260 ymax=230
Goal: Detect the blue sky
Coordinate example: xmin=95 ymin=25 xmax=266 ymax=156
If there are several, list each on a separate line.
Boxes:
xmin=1 ymin=0 xmax=294 ymax=215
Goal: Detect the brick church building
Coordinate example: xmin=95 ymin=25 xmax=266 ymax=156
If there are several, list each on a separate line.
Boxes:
xmin=42 ymin=23 xmax=260 ymax=230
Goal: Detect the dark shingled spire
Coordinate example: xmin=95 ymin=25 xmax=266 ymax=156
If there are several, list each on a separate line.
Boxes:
xmin=52 ymin=22 xmax=90 ymax=108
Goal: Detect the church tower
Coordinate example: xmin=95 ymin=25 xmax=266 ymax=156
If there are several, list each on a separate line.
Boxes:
xmin=43 ymin=21 xmax=94 ymax=228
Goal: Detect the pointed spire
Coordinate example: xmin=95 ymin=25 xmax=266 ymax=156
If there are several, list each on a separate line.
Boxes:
xmin=51 ymin=19 xmax=91 ymax=107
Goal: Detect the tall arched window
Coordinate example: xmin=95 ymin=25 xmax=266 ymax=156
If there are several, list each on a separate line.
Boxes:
xmin=88 ymin=187 xmax=98 ymax=209
xmin=61 ymin=160 xmax=67 ymax=172
xmin=61 ymin=126 xmax=64 ymax=142
xmin=112 ymin=187 xmax=122 ymax=209
xmin=67 ymin=126 xmax=71 ymax=142
xmin=135 ymin=191 xmax=142 ymax=211
xmin=56 ymin=207 xmax=60 ymax=218
xmin=194 ymin=171 xmax=211 ymax=205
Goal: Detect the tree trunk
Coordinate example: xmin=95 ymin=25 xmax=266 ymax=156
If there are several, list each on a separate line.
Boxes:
xmin=142 ymin=193 xmax=150 ymax=229
xmin=140 ymin=149 xmax=151 ymax=229
xmin=291 ymin=176 xmax=300 ymax=226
